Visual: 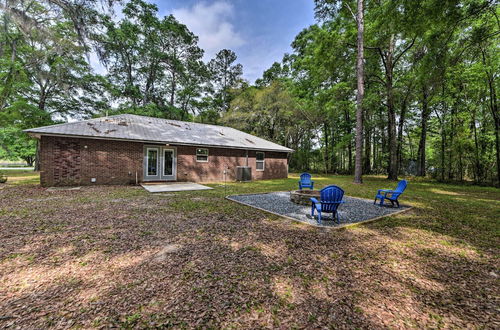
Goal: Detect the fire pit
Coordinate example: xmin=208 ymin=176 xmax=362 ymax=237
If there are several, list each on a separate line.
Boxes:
xmin=290 ymin=190 xmax=320 ymax=205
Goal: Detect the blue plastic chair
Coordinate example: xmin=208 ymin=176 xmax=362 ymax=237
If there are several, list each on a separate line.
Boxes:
xmin=374 ymin=180 xmax=407 ymax=208
xmin=299 ymin=172 xmax=314 ymax=190
xmin=310 ymin=185 xmax=345 ymax=224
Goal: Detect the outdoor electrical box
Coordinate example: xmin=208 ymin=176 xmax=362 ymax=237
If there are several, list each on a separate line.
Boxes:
xmin=236 ymin=166 xmax=252 ymax=182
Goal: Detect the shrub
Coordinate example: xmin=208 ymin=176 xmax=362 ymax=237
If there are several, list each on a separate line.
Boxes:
xmin=0 ymin=171 xmax=7 ymax=184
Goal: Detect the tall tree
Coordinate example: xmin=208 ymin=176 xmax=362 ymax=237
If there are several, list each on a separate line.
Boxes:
xmin=353 ymin=0 xmax=365 ymax=183
xmin=98 ymin=0 xmax=207 ymax=119
xmin=0 ymin=0 xmax=105 ymax=168
xmin=314 ymin=0 xmax=365 ymax=181
xmin=208 ymin=49 xmax=243 ymax=114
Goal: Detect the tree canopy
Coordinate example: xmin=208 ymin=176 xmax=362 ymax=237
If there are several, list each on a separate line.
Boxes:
xmin=0 ymin=0 xmax=498 ymax=185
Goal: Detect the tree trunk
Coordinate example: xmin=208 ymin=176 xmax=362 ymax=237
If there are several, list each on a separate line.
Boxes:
xmin=440 ymin=126 xmax=446 ymax=181
xmin=397 ymin=90 xmax=409 ymax=174
xmin=373 ymin=129 xmax=378 ymax=172
xmin=481 ymin=47 xmax=500 ymax=185
xmin=363 ymin=121 xmax=371 ymax=174
xmin=448 ymin=120 xmax=454 ymax=180
xmin=170 ymin=71 xmax=176 ymax=107
xmin=324 ymin=123 xmax=329 ymax=174
xmin=472 ymin=110 xmax=482 ymax=183
xmin=416 ymin=86 xmax=430 ymax=176
xmin=353 ymin=0 xmax=364 ymax=184
xmin=34 ymin=140 xmax=41 ymax=171
xmin=386 ymin=36 xmax=398 ymax=180
xmin=494 ymin=110 xmax=500 ymax=186
xmin=330 ymin=126 xmax=336 ymax=172
xmin=343 ymin=109 xmax=353 ymax=173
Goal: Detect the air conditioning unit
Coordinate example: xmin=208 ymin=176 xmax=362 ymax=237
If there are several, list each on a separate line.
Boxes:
xmin=236 ymin=166 xmax=252 ymax=182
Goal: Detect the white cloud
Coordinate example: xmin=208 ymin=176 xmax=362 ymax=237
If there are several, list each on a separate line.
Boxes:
xmin=172 ymin=1 xmax=244 ymax=60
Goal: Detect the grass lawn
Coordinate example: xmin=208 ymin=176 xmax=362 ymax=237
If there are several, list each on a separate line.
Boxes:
xmin=0 ymin=169 xmax=40 ymax=185
xmin=0 ymin=173 xmax=498 ymax=328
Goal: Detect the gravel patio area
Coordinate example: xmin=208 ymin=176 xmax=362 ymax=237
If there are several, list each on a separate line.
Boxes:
xmin=227 ymin=191 xmax=410 ymax=227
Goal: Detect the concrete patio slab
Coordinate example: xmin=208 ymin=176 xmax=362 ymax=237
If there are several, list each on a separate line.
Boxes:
xmin=141 ymin=182 xmax=213 ymax=193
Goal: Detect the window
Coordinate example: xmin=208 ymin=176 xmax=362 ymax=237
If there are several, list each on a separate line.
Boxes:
xmin=196 ymin=148 xmax=209 ymax=162
xmin=256 ymin=152 xmax=265 ymax=171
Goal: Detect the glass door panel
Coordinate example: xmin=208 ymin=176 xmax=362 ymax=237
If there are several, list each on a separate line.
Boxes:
xmin=147 ymin=148 xmax=159 ymax=176
xmin=145 ymin=146 xmax=175 ymax=181
xmin=163 ymin=149 xmax=173 ymax=176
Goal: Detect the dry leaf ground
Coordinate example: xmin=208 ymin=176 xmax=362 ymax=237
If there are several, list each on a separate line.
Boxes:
xmin=0 ymin=172 xmax=499 ymax=328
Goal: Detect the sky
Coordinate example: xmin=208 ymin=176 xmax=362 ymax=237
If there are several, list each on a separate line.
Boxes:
xmin=107 ymin=0 xmax=316 ymax=83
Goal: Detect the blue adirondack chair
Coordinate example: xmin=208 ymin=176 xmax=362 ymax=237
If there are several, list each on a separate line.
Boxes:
xmin=310 ymin=185 xmax=345 ymax=224
xmin=374 ymin=180 xmax=407 ymax=208
xmin=299 ymin=172 xmax=314 ymax=190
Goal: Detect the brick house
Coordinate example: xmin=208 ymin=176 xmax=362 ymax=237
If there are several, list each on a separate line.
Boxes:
xmin=25 ymin=114 xmax=292 ymax=187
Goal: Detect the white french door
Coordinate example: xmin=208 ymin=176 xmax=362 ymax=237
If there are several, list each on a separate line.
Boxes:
xmin=161 ymin=148 xmax=176 ymax=181
xmin=144 ymin=146 xmax=176 ymax=181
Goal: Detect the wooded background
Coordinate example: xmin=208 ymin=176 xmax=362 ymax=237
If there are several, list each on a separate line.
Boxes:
xmin=0 ymin=0 xmax=498 ymax=185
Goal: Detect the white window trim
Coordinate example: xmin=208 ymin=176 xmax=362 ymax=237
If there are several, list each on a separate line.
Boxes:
xmin=196 ymin=148 xmax=209 ymax=162
xmin=256 ymin=152 xmax=265 ymax=171
xmin=146 ymin=147 xmax=159 ymax=176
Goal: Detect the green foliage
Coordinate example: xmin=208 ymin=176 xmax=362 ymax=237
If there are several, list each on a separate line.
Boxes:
xmin=0 ymin=1 xmax=108 ymax=165
xmin=228 ymin=0 xmax=499 ymax=184
xmin=205 ymin=49 xmax=244 ymax=118
xmin=98 ymin=0 xmax=212 ymax=120
xmin=1 ymin=0 xmax=498 ymax=185
xmin=223 ymin=81 xmax=297 ymax=145
xmin=0 ymin=171 xmax=7 ymax=183
xmin=0 ymin=127 xmax=36 ymax=165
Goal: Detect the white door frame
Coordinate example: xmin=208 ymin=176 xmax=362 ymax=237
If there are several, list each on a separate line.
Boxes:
xmin=143 ymin=145 xmax=177 ymax=181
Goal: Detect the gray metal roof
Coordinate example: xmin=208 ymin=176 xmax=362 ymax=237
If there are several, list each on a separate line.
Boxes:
xmin=25 ymin=114 xmax=293 ymax=153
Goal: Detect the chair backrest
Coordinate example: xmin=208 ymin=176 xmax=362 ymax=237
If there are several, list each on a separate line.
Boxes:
xmin=300 ymin=172 xmax=312 ymax=183
xmin=394 ymin=180 xmax=407 ymax=195
xmin=320 ymin=185 xmax=344 ymax=212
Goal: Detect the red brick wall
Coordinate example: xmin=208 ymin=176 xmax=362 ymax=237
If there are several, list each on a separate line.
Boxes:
xmin=39 ymin=136 xmax=289 ymax=186
xmin=40 ymin=136 xmax=143 ymax=186
xmin=175 ymin=146 xmax=288 ymax=182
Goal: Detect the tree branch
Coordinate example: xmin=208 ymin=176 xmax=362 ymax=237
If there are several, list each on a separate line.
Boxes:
xmin=367 ymin=74 xmax=386 ymax=85
xmin=393 ymin=37 xmax=416 ymax=67
xmin=377 ymin=48 xmax=388 ymax=75
xmin=344 ymin=3 xmax=357 ymax=22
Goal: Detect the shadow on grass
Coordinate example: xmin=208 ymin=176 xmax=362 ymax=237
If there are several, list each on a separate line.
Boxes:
xmin=0 ymin=174 xmax=498 ymax=327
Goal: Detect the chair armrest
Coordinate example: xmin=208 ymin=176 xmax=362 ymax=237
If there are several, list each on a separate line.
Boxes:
xmin=321 ymin=200 xmax=345 ymax=205
xmin=378 ymin=189 xmax=393 ymax=195
xmin=310 ymin=197 xmax=320 ymax=204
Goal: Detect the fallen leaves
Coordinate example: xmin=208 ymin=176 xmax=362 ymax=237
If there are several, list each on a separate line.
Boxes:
xmin=0 ymin=183 xmax=498 ymax=328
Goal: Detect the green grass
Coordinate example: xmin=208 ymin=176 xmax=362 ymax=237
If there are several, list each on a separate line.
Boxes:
xmin=1 ymin=172 xmax=499 ymax=328
xmin=170 ymin=173 xmax=499 ymax=249
xmin=0 ymin=169 xmax=40 ymax=185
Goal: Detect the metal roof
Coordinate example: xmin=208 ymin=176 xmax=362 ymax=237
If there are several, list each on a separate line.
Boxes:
xmin=25 ymin=114 xmax=293 ymax=153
